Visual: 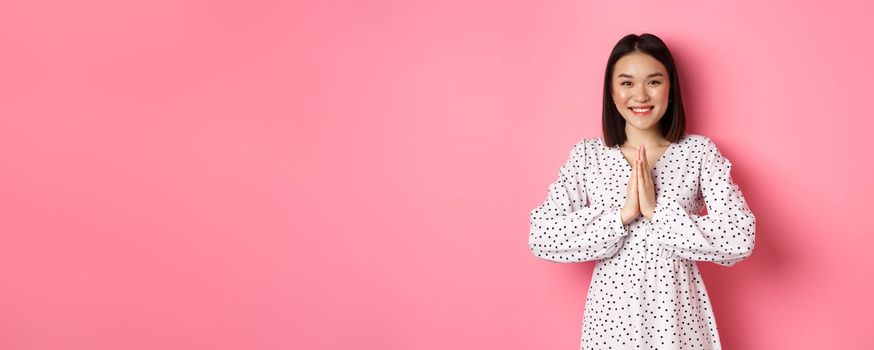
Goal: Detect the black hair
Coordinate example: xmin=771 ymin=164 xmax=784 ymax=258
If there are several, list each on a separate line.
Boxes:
xmin=602 ymin=33 xmax=686 ymax=147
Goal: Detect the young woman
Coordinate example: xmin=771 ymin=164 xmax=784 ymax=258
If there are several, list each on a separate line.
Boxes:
xmin=528 ymin=33 xmax=756 ymax=349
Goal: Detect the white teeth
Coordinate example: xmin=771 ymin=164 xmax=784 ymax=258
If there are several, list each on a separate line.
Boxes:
xmin=631 ymin=107 xmax=652 ymax=112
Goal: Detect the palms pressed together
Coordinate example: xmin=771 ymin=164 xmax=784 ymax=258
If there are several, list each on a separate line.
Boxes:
xmin=621 ymin=144 xmax=658 ymax=225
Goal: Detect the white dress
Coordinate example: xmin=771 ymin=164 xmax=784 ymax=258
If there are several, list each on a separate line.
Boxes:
xmin=528 ymin=133 xmax=756 ymax=350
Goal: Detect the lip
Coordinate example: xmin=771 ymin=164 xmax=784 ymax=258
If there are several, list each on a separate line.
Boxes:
xmin=629 ymin=106 xmax=653 ymax=117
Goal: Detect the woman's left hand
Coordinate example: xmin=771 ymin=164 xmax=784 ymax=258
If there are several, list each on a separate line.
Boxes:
xmin=637 ymin=145 xmax=657 ymax=220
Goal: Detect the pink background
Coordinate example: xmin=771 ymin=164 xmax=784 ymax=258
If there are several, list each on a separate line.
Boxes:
xmin=0 ymin=0 xmax=871 ymax=349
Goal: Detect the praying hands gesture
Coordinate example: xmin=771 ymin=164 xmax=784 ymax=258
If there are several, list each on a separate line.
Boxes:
xmin=621 ymin=144 xmax=658 ymax=225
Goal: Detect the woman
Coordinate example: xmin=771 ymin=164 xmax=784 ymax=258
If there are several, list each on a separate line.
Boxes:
xmin=528 ymin=33 xmax=756 ymax=349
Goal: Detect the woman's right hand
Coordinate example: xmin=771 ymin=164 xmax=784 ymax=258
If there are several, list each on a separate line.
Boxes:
xmin=620 ymin=144 xmax=642 ymax=225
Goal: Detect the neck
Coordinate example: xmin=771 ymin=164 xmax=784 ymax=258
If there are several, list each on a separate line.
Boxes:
xmin=622 ymin=125 xmax=668 ymax=148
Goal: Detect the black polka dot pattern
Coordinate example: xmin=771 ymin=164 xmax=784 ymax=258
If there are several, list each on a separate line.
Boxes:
xmin=528 ymin=133 xmax=756 ymax=349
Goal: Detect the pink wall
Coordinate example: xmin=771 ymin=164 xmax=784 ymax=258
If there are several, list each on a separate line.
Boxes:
xmin=0 ymin=0 xmax=871 ymax=349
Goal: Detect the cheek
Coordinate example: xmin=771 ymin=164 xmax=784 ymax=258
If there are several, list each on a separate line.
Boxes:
xmin=649 ymin=88 xmax=669 ymax=102
xmin=658 ymin=85 xmax=670 ymax=99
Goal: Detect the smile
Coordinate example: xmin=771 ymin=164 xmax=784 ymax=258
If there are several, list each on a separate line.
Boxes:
xmin=629 ymin=106 xmax=653 ymax=116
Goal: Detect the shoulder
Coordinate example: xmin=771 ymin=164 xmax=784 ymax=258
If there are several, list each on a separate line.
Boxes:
xmin=681 ymin=132 xmax=709 ymax=146
xmin=575 ymin=136 xmax=606 ymax=151
xmin=681 ymin=133 xmax=720 ymax=153
xmin=560 ymin=137 xmax=603 ymax=165
xmin=684 ymin=133 xmax=735 ymax=168
xmin=567 ymin=137 xmax=608 ymax=160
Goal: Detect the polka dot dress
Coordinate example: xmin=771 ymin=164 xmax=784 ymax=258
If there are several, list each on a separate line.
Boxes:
xmin=528 ymin=133 xmax=756 ymax=350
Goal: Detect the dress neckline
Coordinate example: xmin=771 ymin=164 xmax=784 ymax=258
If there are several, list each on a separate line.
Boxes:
xmin=611 ymin=135 xmax=682 ymax=173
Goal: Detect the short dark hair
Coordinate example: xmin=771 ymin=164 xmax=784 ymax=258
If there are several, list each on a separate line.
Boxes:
xmin=602 ymin=33 xmax=686 ymax=147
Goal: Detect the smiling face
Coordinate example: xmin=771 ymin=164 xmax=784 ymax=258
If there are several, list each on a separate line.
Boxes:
xmin=611 ymin=52 xmax=671 ymax=131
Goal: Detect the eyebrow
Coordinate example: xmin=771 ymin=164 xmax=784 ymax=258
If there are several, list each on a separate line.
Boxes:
xmin=617 ymin=72 xmax=665 ymax=79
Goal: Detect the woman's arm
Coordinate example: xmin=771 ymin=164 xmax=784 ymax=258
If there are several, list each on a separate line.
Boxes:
xmin=528 ymin=141 xmax=631 ymax=263
xmin=649 ymin=137 xmax=756 ymax=266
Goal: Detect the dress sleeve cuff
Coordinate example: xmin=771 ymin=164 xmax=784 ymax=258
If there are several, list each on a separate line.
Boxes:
xmin=611 ymin=206 xmax=629 ymax=237
xmin=650 ymin=198 xmax=674 ymax=225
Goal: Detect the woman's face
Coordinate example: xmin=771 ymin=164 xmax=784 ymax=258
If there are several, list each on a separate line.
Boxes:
xmin=611 ymin=52 xmax=671 ymax=132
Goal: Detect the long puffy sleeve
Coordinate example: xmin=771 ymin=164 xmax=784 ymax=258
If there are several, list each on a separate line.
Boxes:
xmin=528 ymin=141 xmax=630 ymax=262
xmin=650 ymin=137 xmax=756 ymax=267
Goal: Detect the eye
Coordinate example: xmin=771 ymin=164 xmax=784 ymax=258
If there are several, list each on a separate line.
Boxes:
xmin=620 ymin=81 xmax=631 ymax=86
xmin=648 ymin=80 xmax=662 ymax=86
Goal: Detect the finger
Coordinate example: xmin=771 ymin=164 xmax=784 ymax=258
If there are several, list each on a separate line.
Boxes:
xmin=638 ymin=160 xmax=646 ymax=196
xmin=642 ymin=157 xmax=650 ymax=188
xmin=641 ymin=146 xmax=651 ymax=184
xmin=642 ymin=161 xmax=652 ymax=188
xmin=637 ymin=159 xmax=643 ymax=188
xmin=640 ymin=146 xmax=649 ymax=166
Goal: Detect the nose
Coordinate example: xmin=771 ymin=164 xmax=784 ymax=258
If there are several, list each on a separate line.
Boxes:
xmin=634 ymin=85 xmax=650 ymax=102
